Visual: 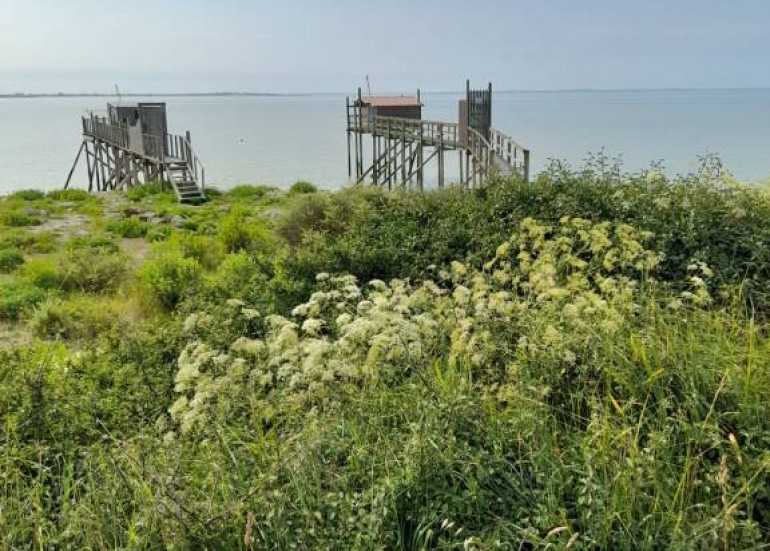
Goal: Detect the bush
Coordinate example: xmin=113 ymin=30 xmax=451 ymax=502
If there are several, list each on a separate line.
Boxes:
xmin=0 ymin=210 xmax=42 ymax=227
xmin=202 ymin=251 xmax=271 ymax=306
xmin=0 ymin=248 xmax=24 ymax=273
xmin=227 ymin=184 xmax=274 ymax=201
xmin=147 ymin=225 xmax=173 ymax=242
xmin=30 ymin=296 xmax=119 ymax=340
xmin=203 ymin=186 xmax=223 ymax=198
xmin=59 ymin=249 xmax=128 ymax=293
xmin=21 ymin=259 xmax=66 ymax=290
xmin=278 ymin=188 xmax=379 ymax=247
xmin=66 ymin=235 xmax=120 ymax=254
xmin=138 ymin=253 xmax=202 ymax=311
xmin=169 ymin=233 xmax=225 ymax=270
xmin=0 ymin=230 xmax=56 ymax=254
xmin=46 ymin=189 xmax=91 ymax=201
xmin=218 ymin=209 xmax=275 ymax=253
xmin=126 ymin=182 xmax=169 ymax=201
xmin=0 ymin=281 xmax=47 ymax=320
xmin=106 ymin=216 xmax=150 ymax=238
xmin=8 ymin=189 xmax=45 ymax=201
xmin=288 ymin=180 xmax=317 ymax=195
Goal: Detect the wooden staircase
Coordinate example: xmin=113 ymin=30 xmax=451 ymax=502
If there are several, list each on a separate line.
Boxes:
xmin=166 ymin=159 xmax=206 ymax=204
xmin=164 ymin=133 xmax=207 ymax=204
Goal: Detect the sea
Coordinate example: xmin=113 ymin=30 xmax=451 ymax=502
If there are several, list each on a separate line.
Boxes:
xmin=1 ymin=89 xmax=769 ymax=193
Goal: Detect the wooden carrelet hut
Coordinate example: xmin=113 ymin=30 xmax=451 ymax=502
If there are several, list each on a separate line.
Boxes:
xmin=346 ymin=81 xmax=530 ymax=189
xmin=66 ymin=102 xmax=207 ymax=204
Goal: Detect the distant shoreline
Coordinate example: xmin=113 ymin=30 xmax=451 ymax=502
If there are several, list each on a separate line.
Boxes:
xmin=2 ymin=87 xmax=770 ymax=99
xmin=0 ymin=92 xmax=289 ymax=99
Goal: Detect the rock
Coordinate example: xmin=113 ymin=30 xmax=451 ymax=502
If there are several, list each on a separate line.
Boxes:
xmin=219 ymin=205 xmax=232 ymax=213
xmin=123 ymin=207 xmax=142 ymax=217
xmin=23 ymin=208 xmax=47 ymax=217
xmin=169 ymin=215 xmax=187 ymax=228
xmin=262 ymin=207 xmax=283 ymax=220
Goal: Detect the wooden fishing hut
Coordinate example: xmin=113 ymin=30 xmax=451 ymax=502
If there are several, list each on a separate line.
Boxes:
xmin=65 ymin=102 xmax=207 ymax=203
xmin=346 ymin=81 xmax=530 ymax=190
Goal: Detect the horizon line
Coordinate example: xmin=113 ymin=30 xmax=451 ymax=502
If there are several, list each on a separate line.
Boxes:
xmin=2 ymin=86 xmax=770 ymax=98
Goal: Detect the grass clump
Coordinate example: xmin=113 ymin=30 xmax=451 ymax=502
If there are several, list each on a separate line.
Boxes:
xmin=20 ymin=258 xmax=66 ymax=290
xmin=288 ymin=180 xmax=317 ymax=195
xmin=46 ymin=188 xmax=90 ymax=201
xmin=1 ymin=230 xmax=57 ymax=254
xmin=0 ymin=210 xmax=42 ymax=227
xmin=8 ymin=189 xmax=46 ymax=201
xmin=0 ymin=280 xmax=47 ymax=320
xmin=125 ymin=182 xmax=171 ymax=202
xmin=65 ymin=235 xmax=120 ymax=254
xmin=0 ymin=248 xmax=24 ymax=273
xmin=106 ymin=216 xmax=151 ymax=238
xmin=226 ymin=184 xmax=275 ymax=201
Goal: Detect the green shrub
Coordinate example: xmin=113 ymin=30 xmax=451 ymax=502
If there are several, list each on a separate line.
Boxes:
xmin=288 ymin=180 xmax=317 ymax=195
xmin=0 ymin=210 xmax=42 ymax=227
xmin=126 ymin=182 xmax=168 ymax=201
xmin=203 ymin=251 xmax=271 ymax=306
xmin=66 ymin=235 xmax=120 ymax=254
xmin=218 ymin=209 xmax=275 ymax=253
xmin=30 ymin=296 xmax=119 ymax=340
xmin=169 ymin=233 xmax=225 ymax=270
xmin=0 ymin=248 xmax=24 ymax=273
xmin=147 ymin=225 xmax=173 ymax=242
xmin=203 ymin=186 xmax=223 ymax=198
xmin=0 ymin=230 xmax=57 ymax=254
xmin=59 ymin=248 xmax=128 ymax=293
xmin=138 ymin=253 xmax=201 ymax=311
xmin=0 ymin=280 xmax=47 ymax=320
xmin=21 ymin=259 xmax=66 ymax=290
xmin=46 ymin=189 xmax=91 ymax=201
xmin=106 ymin=216 xmax=150 ymax=238
xmin=8 ymin=189 xmax=45 ymax=201
xmin=227 ymin=184 xmax=274 ymax=201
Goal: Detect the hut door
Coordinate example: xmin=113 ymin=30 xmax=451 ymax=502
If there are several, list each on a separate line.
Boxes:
xmin=138 ymin=103 xmax=168 ymax=155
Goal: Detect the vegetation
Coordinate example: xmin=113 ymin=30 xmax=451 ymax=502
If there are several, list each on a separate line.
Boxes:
xmin=2 ymin=160 xmax=770 ymax=549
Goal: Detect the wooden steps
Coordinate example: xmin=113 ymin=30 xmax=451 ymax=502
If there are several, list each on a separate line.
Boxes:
xmin=166 ymin=161 xmax=206 ymax=204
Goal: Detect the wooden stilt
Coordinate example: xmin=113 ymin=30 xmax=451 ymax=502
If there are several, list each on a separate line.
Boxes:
xmin=64 ymin=141 xmax=85 ymax=189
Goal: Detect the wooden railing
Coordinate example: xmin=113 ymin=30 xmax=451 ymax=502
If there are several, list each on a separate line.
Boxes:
xmin=369 ymin=116 xmax=459 ymax=147
xmin=165 ymin=133 xmax=206 ymax=190
xmin=467 ymin=127 xmax=492 ymax=185
xmin=490 ymin=128 xmax=530 ymax=181
xmin=142 ymin=134 xmax=164 ymax=161
xmin=82 ymin=115 xmax=129 ymax=149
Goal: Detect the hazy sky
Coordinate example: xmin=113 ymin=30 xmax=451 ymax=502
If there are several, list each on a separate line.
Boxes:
xmin=1 ymin=0 xmax=769 ymax=93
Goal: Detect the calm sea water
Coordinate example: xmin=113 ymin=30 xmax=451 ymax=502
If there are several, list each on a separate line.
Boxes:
xmin=1 ymin=89 xmax=769 ymax=192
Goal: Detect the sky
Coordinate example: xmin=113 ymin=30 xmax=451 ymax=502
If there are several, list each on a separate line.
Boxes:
xmin=1 ymin=0 xmax=769 ymax=94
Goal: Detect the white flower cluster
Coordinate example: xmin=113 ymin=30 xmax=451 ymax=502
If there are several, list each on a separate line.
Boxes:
xmin=166 ymin=218 xmax=665 ymax=436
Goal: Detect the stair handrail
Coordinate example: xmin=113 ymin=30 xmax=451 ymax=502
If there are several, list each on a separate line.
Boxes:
xmin=163 ymin=132 xmax=206 ymax=192
xmin=489 ymin=127 xmax=530 ymax=181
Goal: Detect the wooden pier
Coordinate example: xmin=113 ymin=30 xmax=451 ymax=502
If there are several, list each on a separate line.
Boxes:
xmin=65 ymin=103 xmax=206 ymax=204
xmin=346 ymin=82 xmax=530 ymax=190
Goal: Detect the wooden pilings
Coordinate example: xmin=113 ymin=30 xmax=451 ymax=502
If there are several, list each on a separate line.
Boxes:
xmin=72 ymin=136 xmax=162 ymax=193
